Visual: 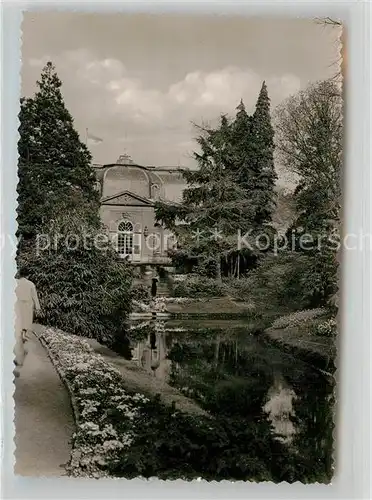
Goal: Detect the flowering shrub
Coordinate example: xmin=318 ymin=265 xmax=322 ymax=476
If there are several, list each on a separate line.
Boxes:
xmin=152 ymin=297 xmax=168 ymax=312
xmin=272 ymin=309 xmax=326 ymax=330
xmin=161 ymin=297 xmax=195 ymax=303
xmin=37 ymin=327 xmax=297 ymax=482
xmin=38 ymin=328 xmax=149 ymax=478
xmin=131 ymin=299 xmax=151 ymax=312
xmin=313 ymin=318 xmax=337 ymax=337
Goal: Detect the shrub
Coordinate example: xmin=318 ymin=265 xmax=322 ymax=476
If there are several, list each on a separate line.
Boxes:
xmin=272 ymin=308 xmax=327 ymax=330
xmin=173 ymin=276 xmax=226 ymax=298
xmin=108 ymin=396 xmax=291 ymax=482
xmin=130 ymin=283 xmax=151 ymax=304
xmin=236 ymin=252 xmax=321 ymax=315
xmin=312 ymin=318 xmax=337 ymax=337
xmin=18 ymin=201 xmax=133 ymax=345
xmin=223 ymin=277 xmax=256 ymax=303
xmin=38 ymin=327 xmax=148 ymax=478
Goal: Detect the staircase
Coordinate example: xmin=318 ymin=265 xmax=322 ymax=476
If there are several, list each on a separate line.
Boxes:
xmin=157 ymin=280 xmax=170 ymax=298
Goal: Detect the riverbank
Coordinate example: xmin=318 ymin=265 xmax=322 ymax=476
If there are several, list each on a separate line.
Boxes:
xmin=261 ymin=311 xmax=337 ymax=374
xmin=82 ymin=336 xmax=208 ymax=417
xmin=165 ymin=296 xmax=256 ymax=318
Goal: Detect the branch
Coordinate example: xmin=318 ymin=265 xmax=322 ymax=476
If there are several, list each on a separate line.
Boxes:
xmin=315 ymin=17 xmax=342 ymax=26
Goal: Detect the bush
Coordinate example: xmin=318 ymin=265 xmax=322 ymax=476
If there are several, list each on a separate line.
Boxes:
xmin=130 ymin=283 xmax=151 ymax=304
xmin=108 ymin=396 xmax=292 ymax=482
xmin=312 ymin=318 xmax=337 ymax=337
xmin=173 ymin=276 xmax=226 ymax=298
xmin=18 ymin=201 xmax=133 ymax=345
xmin=38 ymin=328 xmax=149 ymax=478
xmin=272 ymin=308 xmax=327 ymax=330
xmin=223 ymin=277 xmax=256 ymax=303
xmin=234 ymin=252 xmax=321 ymax=316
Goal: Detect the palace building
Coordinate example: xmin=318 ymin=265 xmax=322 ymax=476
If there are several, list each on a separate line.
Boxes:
xmin=93 ymin=154 xmax=186 ymax=269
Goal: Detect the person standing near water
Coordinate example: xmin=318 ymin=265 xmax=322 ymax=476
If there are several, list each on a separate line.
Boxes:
xmin=14 ymin=267 xmax=41 ymax=377
xmin=151 ymin=275 xmax=158 ymax=298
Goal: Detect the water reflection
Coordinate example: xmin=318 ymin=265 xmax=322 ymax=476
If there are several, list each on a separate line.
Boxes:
xmin=129 ymin=318 xmax=334 ymax=481
xmin=132 ymin=320 xmax=172 ymax=383
xmin=263 ymin=372 xmax=296 ymax=443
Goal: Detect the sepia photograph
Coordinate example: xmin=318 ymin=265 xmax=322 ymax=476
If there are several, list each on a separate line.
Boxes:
xmin=13 ymin=11 xmax=344 ymax=482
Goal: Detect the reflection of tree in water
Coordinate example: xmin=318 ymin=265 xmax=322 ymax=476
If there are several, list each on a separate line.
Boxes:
xmin=263 ymin=372 xmax=296 ymax=444
xmin=168 ymin=330 xmax=274 ymax=417
xmin=132 ymin=320 xmax=173 ymax=383
xmin=287 ymin=371 xmax=335 ymax=482
xmin=128 ymin=322 xmax=334 ymax=482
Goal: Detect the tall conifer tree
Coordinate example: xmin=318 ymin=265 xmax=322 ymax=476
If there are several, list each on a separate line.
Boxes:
xmin=230 ymin=99 xmax=254 ymax=190
xmin=17 ymin=62 xmax=99 ymax=240
xmin=250 ymin=81 xmax=277 ymax=225
xmin=156 ymin=116 xmax=254 ymax=280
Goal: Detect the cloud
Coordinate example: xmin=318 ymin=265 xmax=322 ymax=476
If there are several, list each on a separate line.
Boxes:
xmin=28 ymin=50 xmax=300 ymax=126
xmin=26 ymin=49 xmax=301 ymax=168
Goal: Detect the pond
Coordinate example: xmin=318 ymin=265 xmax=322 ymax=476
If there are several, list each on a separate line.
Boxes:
xmin=126 ymin=318 xmax=335 ymax=483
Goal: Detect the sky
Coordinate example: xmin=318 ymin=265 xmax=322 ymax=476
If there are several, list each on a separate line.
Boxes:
xmin=21 ymin=12 xmax=341 ymax=184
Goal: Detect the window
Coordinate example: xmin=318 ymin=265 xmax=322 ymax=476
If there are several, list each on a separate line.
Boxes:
xmin=117 ymin=220 xmax=133 ymax=255
xmin=151 ymin=183 xmax=160 ymax=200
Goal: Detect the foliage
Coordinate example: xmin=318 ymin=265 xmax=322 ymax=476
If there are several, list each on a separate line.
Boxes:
xmin=156 ymin=85 xmax=278 ymax=279
xmin=231 ymin=84 xmax=277 ymax=225
xmin=222 ymin=276 xmax=257 ymax=303
xmin=274 ymin=80 xmax=342 ymax=306
xmin=275 ymin=80 xmax=342 ymax=231
xmin=16 ymin=62 xmax=133 ymax=343
xmin=38 ymin=328 xmax=148 ymax=478
xmin=18 ymin=62 xmax=99 ymax=241
xmin=130 ymin=283 xmax=151 ymax=304
xmin=311 ymin=318 xmax=337 ymax=337
xmin=242 ymin=252 xmax=314 ymax=313
xmin=108 ymin=394 xmax=294 ymax=482
xmin=173 ymin=276 xmax=227 ymax=298
xmin=272 ymin=308 xmax=327 ymax=330
xmin=19 ymin=199 xmax=132 ymax=344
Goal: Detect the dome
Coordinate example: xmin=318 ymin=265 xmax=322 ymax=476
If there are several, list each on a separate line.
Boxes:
xmin=102 ymin=165 xmax=151 ymax=199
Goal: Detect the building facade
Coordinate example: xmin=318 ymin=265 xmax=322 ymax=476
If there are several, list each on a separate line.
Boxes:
xmin=93 ymin=154 xmax=186 ymax=268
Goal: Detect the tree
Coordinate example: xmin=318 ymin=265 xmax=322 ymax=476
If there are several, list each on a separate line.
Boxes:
xmin=274 ymin=80 xmax=343 ymax=306
xmin=230 ymin=87 xmax=277 ymax=227
xmin=230 ymin=100 xmax=254 ymax=194
xmin=249 ymin=82 xmax=278 ymax=225
xmin=156 ymin=116 xmax=255 ymax=280
xmin=18 ymin=193 xmax=133 ymax=345
xmin=275 ymin=80 xmax=342 ymax=232
xmin=17 ymin=62 xmax=133 ymax=343
xmin=18 ymin=62 xmax=99 ymax=241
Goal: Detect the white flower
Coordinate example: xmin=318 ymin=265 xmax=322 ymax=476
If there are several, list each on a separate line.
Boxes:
xmin=39 ymin=327 xmax=150 ymax=477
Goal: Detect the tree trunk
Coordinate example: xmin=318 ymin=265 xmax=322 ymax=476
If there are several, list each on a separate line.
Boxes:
xmin=215 ymin=256 xmax=222 ymax=281
xmin=214 ymin=336 xmax=220 ymax=368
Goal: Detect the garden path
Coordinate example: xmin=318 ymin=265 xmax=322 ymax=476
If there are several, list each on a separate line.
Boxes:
xmin=13 ymin=327 xmax=75 ymax=476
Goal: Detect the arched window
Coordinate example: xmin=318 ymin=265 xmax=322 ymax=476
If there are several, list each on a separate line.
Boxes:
xmin=117 ymin=220 xmax=133 ymax=255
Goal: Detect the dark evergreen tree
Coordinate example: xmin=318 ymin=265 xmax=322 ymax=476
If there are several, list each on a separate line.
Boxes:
xmin=16 ymin=62 xmax=133 ymax=343
xmin=230 ymin=99 xmax=253 ymax=178
xmin=156 ymin=116 xmax=255 ymax=280
xmin=249 ymin=81 xmax=277 ymax=225
xmin=229 ymin=88 xmax=277 ymax=228
xmin=18 ymin=62 xmax=99 ymax=241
